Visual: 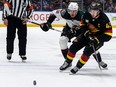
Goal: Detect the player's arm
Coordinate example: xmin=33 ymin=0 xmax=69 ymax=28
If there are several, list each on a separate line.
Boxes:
xmin=22 ymin=0 xmax=34 ymax=24
xmin=26 ymin=1 xmax=34 ymax=19
xmin=40 ymin=9 xmax=63 ymax=31
xmin=2 ymin=0 xmax=12 ymax=26
xmin=40 ymin=13 xmax=56 ymax=31
xmin=97 ymin=22 xmax=112 ymax=42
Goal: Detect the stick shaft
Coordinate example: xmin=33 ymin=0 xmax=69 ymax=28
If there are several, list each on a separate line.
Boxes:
xmin=28 ymin=21 xmax=61 ymax=32
xmin=92 ymin=45 xmax=102 ymax=70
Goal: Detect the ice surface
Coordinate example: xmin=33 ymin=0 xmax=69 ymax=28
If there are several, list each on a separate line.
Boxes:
xmin=0 ymin=27 xmax=116 ymax=87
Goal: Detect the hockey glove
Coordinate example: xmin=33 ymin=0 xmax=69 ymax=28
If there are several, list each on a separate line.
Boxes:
xmin=40 ymin=22 xmax=52 ymax=32
xmin=88 ymin=36 xmax=100 ymax=46
xmin=72 ymin=25 xmax=80 ymax=30
xmin=84 ymin=30 xmax=92 ymax=37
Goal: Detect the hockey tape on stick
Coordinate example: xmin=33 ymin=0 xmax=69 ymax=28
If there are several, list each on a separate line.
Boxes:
xmin=28 ymin=21 xmax=61 ymax=32
xmin=4 ymin=3 xmax=12 ymax=15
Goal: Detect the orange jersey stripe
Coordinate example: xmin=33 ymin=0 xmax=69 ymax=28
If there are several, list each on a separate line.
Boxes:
xmin=27 ymin=6 xmax=34 ymax=10
xmin=5 ymin=2 xmax=11 ymax=7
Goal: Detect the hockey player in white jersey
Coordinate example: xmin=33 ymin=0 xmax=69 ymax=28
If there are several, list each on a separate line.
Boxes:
xmin=40 ymin=2 xmax=107 ymax=69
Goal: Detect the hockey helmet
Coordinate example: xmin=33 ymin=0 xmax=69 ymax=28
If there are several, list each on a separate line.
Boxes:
xmin=68 ymin=2 xmax=79 ymax=11
xmin=88 ymin=2 xmax=101 ymax=18
xmin=89 ymin=2 xmax=101 ymax=10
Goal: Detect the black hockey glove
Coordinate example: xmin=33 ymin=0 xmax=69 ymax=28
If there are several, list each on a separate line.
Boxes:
xmin=72 ymin=25 xmax=80 ymax=31
xmin=70 ymin=25 xmax=80 ymax=34
xmin=84 ymin=30 xmax=100 ymax=46
xmin=88 ymin=36 xmax=100 ymax=46
xmin=40 ymin=22 xmax=52 ymax=32
xmin=84 ymin=30 xmax=92 ymax=37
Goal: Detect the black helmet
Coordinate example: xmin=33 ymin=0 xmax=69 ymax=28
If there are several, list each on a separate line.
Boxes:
xmin=89 ymin=2 xmax=101 ymax=10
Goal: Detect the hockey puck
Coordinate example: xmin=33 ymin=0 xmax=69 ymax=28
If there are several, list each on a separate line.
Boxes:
xmin=33 ymin=80 xmax=37 ymax=86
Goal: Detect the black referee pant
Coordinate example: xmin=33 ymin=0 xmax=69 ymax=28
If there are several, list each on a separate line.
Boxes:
xmin=7 ymin=16 xmax=27 ymax=56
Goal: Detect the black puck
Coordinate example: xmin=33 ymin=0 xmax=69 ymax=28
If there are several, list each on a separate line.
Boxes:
xmin=33 ymin=80 xmax=37 ymax=85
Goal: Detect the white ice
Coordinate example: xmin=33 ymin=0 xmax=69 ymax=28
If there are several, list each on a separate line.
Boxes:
xmin=0 ymin=27 xmax=116 ymax=87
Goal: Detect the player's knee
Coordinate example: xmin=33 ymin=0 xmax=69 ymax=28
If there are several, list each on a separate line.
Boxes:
xmin=59 ymin=36 xmax=69 ymax=49
xmin=83 ymin=50 xmax=93 ymax=57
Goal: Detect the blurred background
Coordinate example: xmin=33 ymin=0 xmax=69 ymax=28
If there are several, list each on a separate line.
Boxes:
xmin=0 ymin=0 xmax=116 ymax=12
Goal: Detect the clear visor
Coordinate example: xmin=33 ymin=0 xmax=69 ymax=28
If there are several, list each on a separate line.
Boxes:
xmin=89 ymin=9 xmax=99 ymax=18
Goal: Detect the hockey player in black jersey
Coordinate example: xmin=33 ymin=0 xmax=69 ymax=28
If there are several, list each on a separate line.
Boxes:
xmin=40 ymin=2 xmax=107 ymax=69
xmin=59 ymin=2 xmax=112 ymax=74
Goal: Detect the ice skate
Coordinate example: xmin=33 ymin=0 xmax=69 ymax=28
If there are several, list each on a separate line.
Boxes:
xmin=7 ymin=54 xmax=12 ymax=60
xmin=20 ymin=55 xmax=27 ymax=62
xmin=70 ymin=66 xmax=79 ymax=74
xmin=59 ymin=60 xmax=72 ymax=70
xmin=99 ymin=61 xmax=107 ymax=68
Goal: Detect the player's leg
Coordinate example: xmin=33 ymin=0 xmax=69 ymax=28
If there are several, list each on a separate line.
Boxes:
xmin=17 ymin=21 xmax=27 ymax=61
xmin=60 ymin=36 xmax=85 ymax=70
xmin=6 ymin=17 xmax=16 ymax=60
xmin=93 ymin=51 xmax=107 ymax=68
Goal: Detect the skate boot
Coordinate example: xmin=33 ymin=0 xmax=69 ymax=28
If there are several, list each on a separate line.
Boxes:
xmin=20 ymin=55 xmax=27 ymax=62
xmin=7 ymin=54 xmax=12 ymax=60
xmin=70 ymin=66 xmax=79 ymax=74
xmin=99 ymin=61 xmax=107 ymax=68
xmin=60 ymin=60 xmax=72 ymax=70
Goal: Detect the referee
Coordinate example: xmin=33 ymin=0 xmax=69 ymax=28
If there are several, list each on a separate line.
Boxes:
xmin=3 ymin=0 xmax=34 ymax=61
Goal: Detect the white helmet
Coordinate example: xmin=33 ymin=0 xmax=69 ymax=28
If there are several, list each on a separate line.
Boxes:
xmin=68 ymin=2 xmax=79 ymax=11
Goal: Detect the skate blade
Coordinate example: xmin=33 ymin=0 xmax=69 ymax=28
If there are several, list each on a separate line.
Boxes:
xmin=69 ymin=72 xmax=77 ymax=75
xmin=22 ymin=60 xmax=26 ymax=63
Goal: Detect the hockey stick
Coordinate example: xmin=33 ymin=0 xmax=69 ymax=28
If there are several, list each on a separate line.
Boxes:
xmin=4 ymin=3 xmax=61 ymax=33
xmin=28 ymin=21 xmax=62 ymax=32
xmin=89 ymin=36 xmax=102 ymax=70
xmin=91 ymin=44 xmax=102 ymax=70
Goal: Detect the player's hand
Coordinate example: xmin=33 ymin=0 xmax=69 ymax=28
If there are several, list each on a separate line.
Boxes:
xmin=3 ymin=19 xmax=8 ymax=26
xmin=40 ymin=22 xmax=51 ymax=32
xmin=22 ymin=18 xmax=29 ymax=25
xmin=72 ymin=25 xmax=80 ymax=30
xmin=88 ymin=36 xmax=100 ymax=46
xmin=84 ymin=30 xmax=92 ymax=37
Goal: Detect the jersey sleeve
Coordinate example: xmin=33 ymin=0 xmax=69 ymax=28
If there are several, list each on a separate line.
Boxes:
xmin=2 ymin=0 xmax=12 ymax=19
xmin=52 ymin=9 xmax=64 ymax=19
xmin=47 ymin=9 xmax=66 ymax=24
xmin=26 ymin=0 xmax=34 ymax=19
xmin=97 ymin=16 xmax=112 ymax=42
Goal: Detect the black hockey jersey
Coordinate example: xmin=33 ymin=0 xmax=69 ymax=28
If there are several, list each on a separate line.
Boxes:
xmin=80 ymin=11 xmax=112 ymax=42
